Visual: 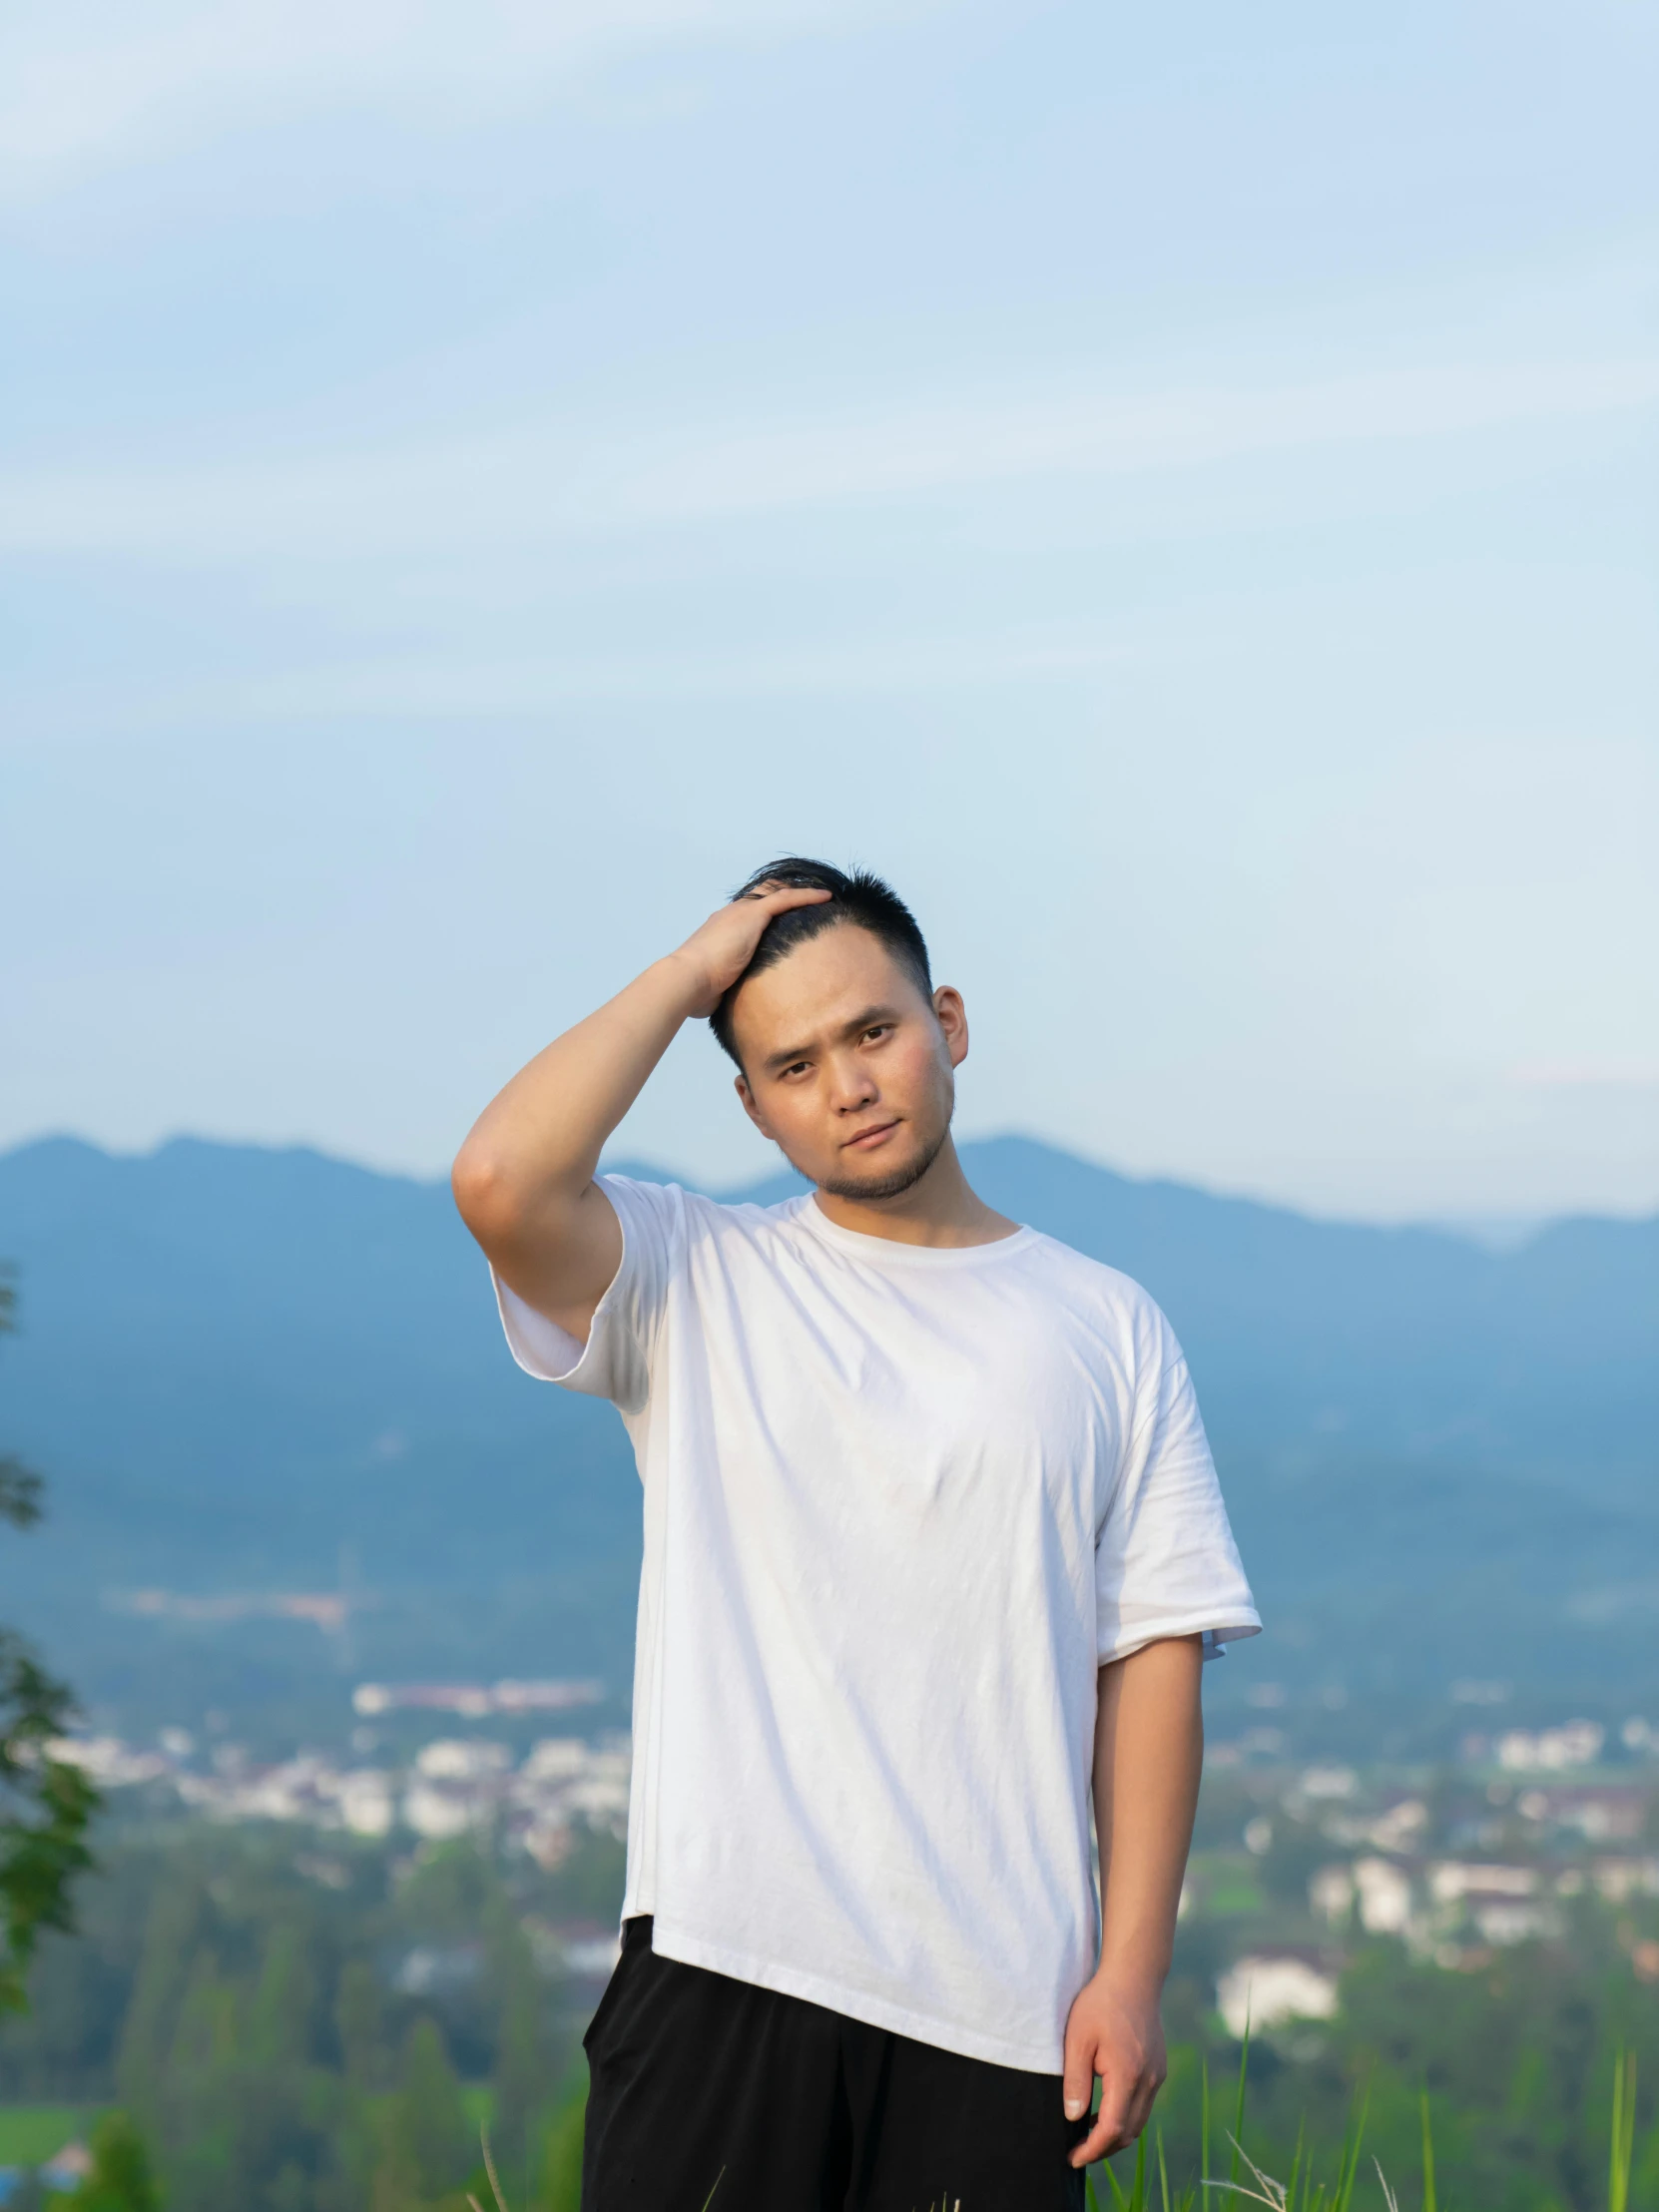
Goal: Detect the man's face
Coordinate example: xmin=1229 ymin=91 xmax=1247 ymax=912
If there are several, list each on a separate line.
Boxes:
xmin=730 ymin=923 xmax=968 ymax=1200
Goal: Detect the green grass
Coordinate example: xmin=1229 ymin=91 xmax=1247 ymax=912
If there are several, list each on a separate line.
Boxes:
xmin=1078 ymin=2040 xmax=1642 ymax=2212
xmin=0 ymin=2104 xmax=89 ymax=2165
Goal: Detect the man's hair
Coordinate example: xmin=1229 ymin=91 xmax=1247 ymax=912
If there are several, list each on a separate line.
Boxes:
xmin=709 ymin=857 xmax=933 ymax=1069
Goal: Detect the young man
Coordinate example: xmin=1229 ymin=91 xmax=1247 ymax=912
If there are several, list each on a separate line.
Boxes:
xmin=453 ymin=860 xmax=1259 ymax=2212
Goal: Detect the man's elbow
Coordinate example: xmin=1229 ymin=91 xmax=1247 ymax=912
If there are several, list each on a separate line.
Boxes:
xmin=451 ymin=1142 xmax=519 ymax=1248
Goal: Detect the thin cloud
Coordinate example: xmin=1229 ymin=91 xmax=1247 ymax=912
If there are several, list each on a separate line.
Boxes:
xmin=1 ymin=353 xmax=1652 ymax=564
xmin=0 ymin=0 xmax=910 ymax=186
xmin=630 ymin=357 xmax=1659 ymax=520
xmin=1508 ymin=1060 xmax=1659 ymax=1090
xmin=19 ymin=629 xmax=1134 ymax=736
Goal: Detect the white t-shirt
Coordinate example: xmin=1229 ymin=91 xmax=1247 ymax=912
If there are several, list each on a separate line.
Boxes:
xmin=494 ymin=1176 xmax=1260 ymax=2073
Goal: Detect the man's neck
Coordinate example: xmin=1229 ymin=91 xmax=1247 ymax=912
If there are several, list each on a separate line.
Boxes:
xmin=811 ymin=1136 xmax=1019 ymax=1249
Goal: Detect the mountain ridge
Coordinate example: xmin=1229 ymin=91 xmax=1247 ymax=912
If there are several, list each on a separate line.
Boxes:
xmin=1 ymin=1131 xmax=1655 ymax=1728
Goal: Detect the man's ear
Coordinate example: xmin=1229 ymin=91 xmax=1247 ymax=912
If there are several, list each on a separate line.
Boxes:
xmin=735 ymin=1072 xmax=772 ymax=1137
xmin=933 ymin=985 xmax=969 ymax=1071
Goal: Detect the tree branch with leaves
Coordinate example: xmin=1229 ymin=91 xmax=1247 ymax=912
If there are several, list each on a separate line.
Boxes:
xmin=0 ymin=1266 xmax=98 ymax=2010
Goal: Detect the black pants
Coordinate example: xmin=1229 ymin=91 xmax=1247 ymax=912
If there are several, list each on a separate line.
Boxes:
xmin=582 ymin=1918 xmax=1088 ymax=2212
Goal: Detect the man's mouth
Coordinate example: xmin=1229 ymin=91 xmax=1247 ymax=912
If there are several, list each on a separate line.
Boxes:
xmin=842 ymin=1120 xmax=900 ymax=1152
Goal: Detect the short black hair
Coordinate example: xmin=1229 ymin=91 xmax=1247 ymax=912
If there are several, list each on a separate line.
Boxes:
xmin=709 ymin=857 xmax=933 ymax=1069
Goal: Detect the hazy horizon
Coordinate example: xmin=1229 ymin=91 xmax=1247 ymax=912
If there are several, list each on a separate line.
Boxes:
xmin=4 ymin=1121 xmax=1650 ymax=1241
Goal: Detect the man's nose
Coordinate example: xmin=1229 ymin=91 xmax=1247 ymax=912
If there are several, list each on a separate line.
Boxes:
xmin=828 ymin=1055 xmax=877 ymax=1111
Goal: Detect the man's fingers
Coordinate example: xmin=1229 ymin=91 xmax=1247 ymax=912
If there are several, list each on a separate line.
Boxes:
xmin=1070 ymin=2117 xmax=1112 ymax=2169
xmin=1122 ymin=2078 xmax=1157 ymax=2147
xmin=1070 ymin=2085 xmax=1132 ymax=2169
xmin=749 ymin=884 xmax=832 ymax=912
xmin=1137 ymin=2059 xmax=1169 ymax=2134
xmin=1068 ymin=2075 xmax=1157 ymax=2170
xmin=1060 ymin=2031 xmax=1096 ymax=2123
xmin=675 ymin=882 xmax=835 ymax=1013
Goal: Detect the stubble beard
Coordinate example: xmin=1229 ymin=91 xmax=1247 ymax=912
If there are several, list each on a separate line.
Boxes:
xmin=813 ymin=1116 xmax=952 ymax=1204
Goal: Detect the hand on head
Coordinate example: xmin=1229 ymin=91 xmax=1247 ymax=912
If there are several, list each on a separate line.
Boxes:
xmin=670 ymin=883 xmax=832 ymax=1018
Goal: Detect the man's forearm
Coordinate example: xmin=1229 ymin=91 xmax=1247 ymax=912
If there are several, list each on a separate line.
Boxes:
xmin=453 ymin=955 xmax=700 ymax=1235
xmin=1094 ymin=1635 xmax=1203 ymax=1995
xmin=1062 ymin=1635 xmax=1203 ymax=2162
xmin=449 ymin=955 xmax=702 ymax=1330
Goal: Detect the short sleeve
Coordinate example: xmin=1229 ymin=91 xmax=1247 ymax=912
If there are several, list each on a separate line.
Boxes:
xmin=1094 ymin=1303 xmax=1262 ymax=1666
xmin=490 ymin=1175 xmax=683 ymax=1417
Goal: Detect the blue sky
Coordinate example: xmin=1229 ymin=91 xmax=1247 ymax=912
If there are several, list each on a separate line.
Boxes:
xmin=2 ymin=0 xmax=1655 ymax=1219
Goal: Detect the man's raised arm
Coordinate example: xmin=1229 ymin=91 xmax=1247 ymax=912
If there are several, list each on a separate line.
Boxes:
xmin=450 ymin=883 xmax=829 ymax=1344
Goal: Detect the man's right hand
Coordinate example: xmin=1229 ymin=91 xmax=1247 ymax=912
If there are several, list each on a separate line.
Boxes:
xmin=666 ymin=882 xmax=832 ymax=1018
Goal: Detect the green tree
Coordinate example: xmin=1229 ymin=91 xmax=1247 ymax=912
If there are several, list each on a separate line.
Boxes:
xmin=0 ymin=1269 xmax=99 ymax=2009
xmin=246 ymin=1922 xmax=317 ymax=2074
xmin=490 ymin=1936 xmax=551 ymax=2206
xmin=333 ymin=1957 xmax=385 ymax=2094
xmin=327 ymin=1957 xmax=388 ymax=2212
xmin=369 ymin=2130 xmax=423 ymax=2212
xmin=380 ymin=2016 xmax=472 ymax=2203
xmin=76 ymin=2108 xmax=162 ymax=2212
xmin=537 ymin=2075 xmax=586 ymax=2212
xmin=113 ymin=1865 xmax=349 ymax=2212
xmin=114 ymin=1874 xmax=209 ymax=2125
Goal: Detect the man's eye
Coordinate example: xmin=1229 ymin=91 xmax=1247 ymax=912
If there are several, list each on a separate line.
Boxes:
xmin=862 ymin=1025 xmax=890 ymax=1043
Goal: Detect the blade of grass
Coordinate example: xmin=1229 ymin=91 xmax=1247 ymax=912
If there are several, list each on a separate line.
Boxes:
xmin=481 ymin=2124 xmax=507 ymax=2212
xmin=1285 ymin=2121 xmax=1305 ymax=2212
xmin=1202 ymin=2059 xmax=1212 ymax=2189
xmin=1199 ymin=2184 xmax=1284 ymax=2212
xmin=1610 ymin=2050 xmax=1636 ymax=2212
xmin=1158 ymin=2128 xmax=1172 ymax=2212
xmin=1333 ymin=2085 xmax=1370 ymax=2212
xmin=1419 ymin=2093 xmax=1436 ymax=2212
xmin=1226 ymin=2017 xmax=1252 ymax=2211
xmin=468 ymin=2122 xmax=509 ymax=2212
xmin=1211 ymin=2131 xmax=1287 ymax=2211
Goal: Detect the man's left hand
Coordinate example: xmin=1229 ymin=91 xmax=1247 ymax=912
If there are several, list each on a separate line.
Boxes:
xmin=1060 ymin=1969 xmax=1167 ymax=2169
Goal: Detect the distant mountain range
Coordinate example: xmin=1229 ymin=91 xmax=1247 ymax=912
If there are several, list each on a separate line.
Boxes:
xmin=1 ymin=1134 xmax=1655 ymax=1740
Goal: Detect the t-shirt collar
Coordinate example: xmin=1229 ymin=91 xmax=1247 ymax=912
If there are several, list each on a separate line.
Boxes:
xmin=792 ymin=1194 xmax=1035 ymax=1269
